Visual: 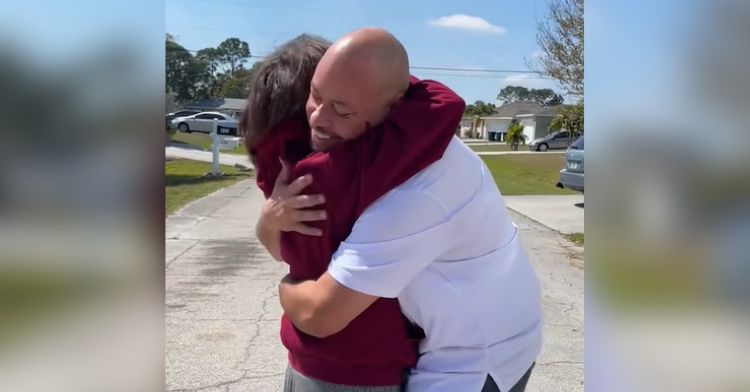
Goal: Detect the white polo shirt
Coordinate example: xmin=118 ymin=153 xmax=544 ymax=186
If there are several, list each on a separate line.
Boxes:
xmin=328 ymin=137 xmax=543 ymax=392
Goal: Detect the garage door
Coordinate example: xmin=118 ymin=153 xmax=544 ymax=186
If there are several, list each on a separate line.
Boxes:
xmin=523 ymin=125 xmax=535 ymax=141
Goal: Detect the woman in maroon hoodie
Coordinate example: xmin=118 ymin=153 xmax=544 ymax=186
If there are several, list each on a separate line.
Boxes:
xmin=241 ymin=30 xmax=464 ymax=391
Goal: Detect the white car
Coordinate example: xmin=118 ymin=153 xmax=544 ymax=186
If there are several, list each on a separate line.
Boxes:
xmin=171 ymin=111 xmax=239 ymax=134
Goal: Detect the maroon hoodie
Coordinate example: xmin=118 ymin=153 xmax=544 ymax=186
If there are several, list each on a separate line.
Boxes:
xmin=251 ymin=78 xmax=464 ymax=386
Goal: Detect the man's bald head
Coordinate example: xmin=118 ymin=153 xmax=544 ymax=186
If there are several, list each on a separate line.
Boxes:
xmin=326 ymin=28 xmax=410 ymax=100
xmin=306 ymin=28 xmax=412 ymax=151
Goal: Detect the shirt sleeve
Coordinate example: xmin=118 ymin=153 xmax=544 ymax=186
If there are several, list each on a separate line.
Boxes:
xmin=327 ymin=189 xmax=456 ymax=298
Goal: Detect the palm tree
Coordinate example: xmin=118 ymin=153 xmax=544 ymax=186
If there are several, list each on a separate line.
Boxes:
xmin=549 ymin=102 xmax=584 ymax=142
xmin=506 ymin=121 xmax=527 ymax=151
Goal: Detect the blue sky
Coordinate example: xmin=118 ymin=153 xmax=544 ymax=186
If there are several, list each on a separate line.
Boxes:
xmin=166 ymin=0 xmax=560 ymax=104
xmin=585 ymin=0 xmax=700 ymax=131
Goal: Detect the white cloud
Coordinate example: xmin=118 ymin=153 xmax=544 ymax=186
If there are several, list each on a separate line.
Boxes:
xmin=427 ymin=14 xmax=506 ymax=34
xmin=531 ymin=49 xmax=545 ymax=59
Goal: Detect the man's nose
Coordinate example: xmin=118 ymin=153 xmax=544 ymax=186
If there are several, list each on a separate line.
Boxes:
xmin=309 ymin=104 xmax=330 ymax=129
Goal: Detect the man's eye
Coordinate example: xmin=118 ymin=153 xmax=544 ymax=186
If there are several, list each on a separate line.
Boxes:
xmin=332 ymin=104 xmax=353 ymax=118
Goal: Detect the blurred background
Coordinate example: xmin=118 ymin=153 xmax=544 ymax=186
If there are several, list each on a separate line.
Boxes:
xmin=587 ymin=0 xmax=750 ymax=391
xmin=0 ymin=1 xmax=164 ymax=391
xmin=0 ymin=0 xmax=748 ymax=391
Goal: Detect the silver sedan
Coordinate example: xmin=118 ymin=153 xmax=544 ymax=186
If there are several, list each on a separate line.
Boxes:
xmin=171 ymin=112 xmax=239 ymax=134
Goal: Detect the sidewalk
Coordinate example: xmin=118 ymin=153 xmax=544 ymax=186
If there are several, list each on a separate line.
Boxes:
xmin=504 ymin=195 xmax=585 ymax=234
xmin=474 ymin=150 xmax=566 ymax=156
xmin=166 ymin=180 xmax=583 ymax=391
xmin=166 ymin=145 xmax=254 ymax=169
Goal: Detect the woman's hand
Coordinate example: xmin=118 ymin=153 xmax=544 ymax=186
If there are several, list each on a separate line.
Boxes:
xmin=260 ymin=159 xmax=327 ymax=236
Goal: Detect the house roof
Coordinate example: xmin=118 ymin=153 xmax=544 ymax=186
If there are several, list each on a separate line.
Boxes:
xmin=183 ymin=98 xmax=246 ymax=111
xmin=533 ymin=104 xmax=571 ymax=117
xmin=486 ymin=102 xmax=544 ymax=118
xmin=483 ymin=102 xmax=572 ymax=119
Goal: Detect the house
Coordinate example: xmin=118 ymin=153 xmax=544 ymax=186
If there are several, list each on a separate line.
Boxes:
xmin=480 ymin=102 xmax=543 ymax=142
xmin=514 ymin=104 xmax=569 ymax=142
xmin=467 ymin=102 xmax=570 ymax=142
xmin=182 ymin=98 xmax=246 ymax=117
xmin=459 ymin=117 xmax=475 ymax=138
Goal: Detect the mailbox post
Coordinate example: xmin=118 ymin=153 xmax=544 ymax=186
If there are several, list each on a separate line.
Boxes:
xmin=211 ymin=120 xmax=220 ymax=176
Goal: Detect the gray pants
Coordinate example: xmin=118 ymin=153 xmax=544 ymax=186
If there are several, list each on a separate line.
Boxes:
xmin=283 ymin=366 xmax=401 ymax=392
xmin=284 ymin=363 xmax=533 ymax=392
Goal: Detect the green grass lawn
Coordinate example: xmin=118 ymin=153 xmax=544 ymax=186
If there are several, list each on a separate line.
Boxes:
xmin=170 ymin=131 xmax=248 ymax=155
xmin=166 ymin=159 xmax=253 ymax=215
xmin=565 ymin=232 xmax=585 ymax=246
xmin=481 ymin=154 xmax=575 ymax=195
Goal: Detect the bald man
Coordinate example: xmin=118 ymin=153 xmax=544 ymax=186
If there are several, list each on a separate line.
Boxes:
xmin=266 ymin=28 xmax=542 ymax=392
xmin=306 ymin=28 xmax=411 ymax=152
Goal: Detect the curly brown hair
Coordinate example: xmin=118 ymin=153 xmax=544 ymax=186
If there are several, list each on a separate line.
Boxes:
xmin=240 ymin=34 xmax=331 ymax=150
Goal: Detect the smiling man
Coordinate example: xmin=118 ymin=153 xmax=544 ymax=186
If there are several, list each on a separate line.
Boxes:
xmin=306 ymin=29 xmax=410 ymax=151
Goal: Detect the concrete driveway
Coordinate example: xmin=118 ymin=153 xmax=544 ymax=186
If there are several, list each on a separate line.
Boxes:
xmin=166 ymin=181 xmax=583 ymax=391
xmin=503 ymin=195 xmax=584 ymax=234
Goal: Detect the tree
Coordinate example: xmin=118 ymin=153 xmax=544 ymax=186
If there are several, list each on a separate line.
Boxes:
xmin=497 ymin=86 xmax=530 ymax=104
xmin=464 ymin=100 xmax=496 ymax=117
xmin=529 ymin=88 xmax=564 ymax=106
xmin=196 ymin=48 xmax=221 ymax=77
xmin=166 ymin=37 xmax=204 ymax=102
xmin=506 ymin=120 xmax=528 ymax=151
xmin=549 ymin=102 xmax=584 ymax=138
xmin=219 ymin=68 xmax=252 ymax=98
xmin=166 ymin=35 xmax=255 ymax=102
xmin=497 ymin=85 xmax=563 ymax=106
xmin=532 ymin=0 xmax=583 ymax=97
xmin=191 ymin=48 xmax=220 ymax=99
xmin=217 ymin=38 xmax=251 ymax=76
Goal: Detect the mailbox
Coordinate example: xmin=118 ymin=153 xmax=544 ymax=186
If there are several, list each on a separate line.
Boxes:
xmin=218 ymin=137 xmax=241 ymax=150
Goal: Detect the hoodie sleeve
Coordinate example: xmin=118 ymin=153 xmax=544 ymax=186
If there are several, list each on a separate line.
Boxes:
xmin=354 ymin=77 xmax=465 ymax=212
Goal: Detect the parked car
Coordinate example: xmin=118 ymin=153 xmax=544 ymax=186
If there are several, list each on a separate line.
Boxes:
xmin=166 ymin=110 xmax=200 ymax=128
xmin=557 ymin=135 xmax=584 ymax=192
xmin=166 ymin=110 xmax=200 ymax=123
xmin=529 ymin=130 xmax=577 ymax=151
xmin=171 ymin=111 xmax=239 ymax=135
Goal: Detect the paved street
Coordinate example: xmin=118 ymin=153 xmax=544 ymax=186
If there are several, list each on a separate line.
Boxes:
xmin=165 ymin=141 xmax=563 ymax=161
xmin=459 ymin=140 xmax=568 ymax=155
xmin=166 ymin=180 xmax=583 ymax=392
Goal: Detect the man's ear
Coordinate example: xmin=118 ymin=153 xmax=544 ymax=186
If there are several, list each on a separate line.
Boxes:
xmin=389 ymin=92 xmax=406 ymax=111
